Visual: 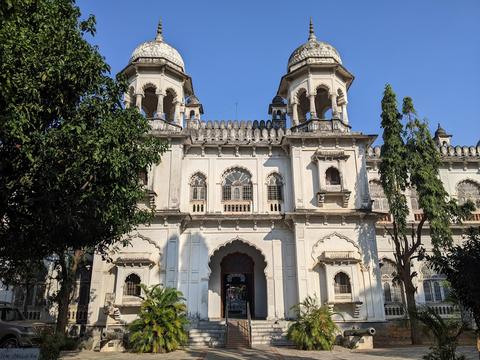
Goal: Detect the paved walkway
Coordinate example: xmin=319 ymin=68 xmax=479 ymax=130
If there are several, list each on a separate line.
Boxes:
xmin=60 ymin=346 xmax=478 ymax=360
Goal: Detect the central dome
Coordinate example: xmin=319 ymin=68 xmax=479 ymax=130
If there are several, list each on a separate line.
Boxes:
xmin=287 ymin=20 xmax=342 ymax=72
xmin=129 ymin=21 xmax=185 ymax=72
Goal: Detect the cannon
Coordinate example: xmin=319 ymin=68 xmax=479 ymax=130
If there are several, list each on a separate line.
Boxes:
xmin=343 ymin=327 xmax=376 ymax=337
xmin=343 ymin=327 xmax=376 ymax=350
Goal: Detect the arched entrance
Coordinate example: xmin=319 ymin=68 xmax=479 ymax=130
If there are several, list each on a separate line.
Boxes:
xmin=221 ymin=252 xmax=254 ymax=318
xmin=208 ymin=239 xmax=267 ymax=319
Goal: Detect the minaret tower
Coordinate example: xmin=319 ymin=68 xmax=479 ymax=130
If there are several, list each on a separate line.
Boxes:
xmin=275 ymin=19 xmax=354 ymax=127
xmin=121 ymin=20 xmax=202 ymax=128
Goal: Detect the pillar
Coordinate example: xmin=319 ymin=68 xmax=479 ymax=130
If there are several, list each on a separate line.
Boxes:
xmin=309 ymin=94 xmax=316 ymax=119
xmin=342 ymin=103 xmax=349 ymax=125
xmin=292 ymin=103 xmax=299 ymax=126
xmin=330 ymin=93 xmax=339 ymax=117
xmin=135 ymin=93 xmax=143 ymax=111
xmin=156 ymin=92 xmax=164 ymax=119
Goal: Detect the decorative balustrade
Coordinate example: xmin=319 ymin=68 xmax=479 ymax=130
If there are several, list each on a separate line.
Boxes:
xmin=191 ymin=201 xmax=206 ymax=213
xmin=377 ymin=213 xmax=392 ymax=223
xmin=268 ymin=201 xmax=282 ymax=212
xmin=323 ymin=251 xmax=359 ymax=261
xmin=465 ymin=212 xmax=480 ymax=222
xmin=223 ymin=202 xmax=252 ymax=213
xmin=292 ymin=118 xmax=350 ymax=133
xmin=429 ymin=303 xmax=459 ymax=317
xmin=368 ymin=145 xmax=480 ymax=159
xmin=384 ymin=303 xmax=406 ymax=318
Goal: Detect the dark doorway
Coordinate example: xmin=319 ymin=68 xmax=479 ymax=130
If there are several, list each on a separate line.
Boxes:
xmin=221 ymin=252 xmax=254 ymax=318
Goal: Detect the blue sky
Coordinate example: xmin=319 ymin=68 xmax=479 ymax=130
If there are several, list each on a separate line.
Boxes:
xmin=77 ymin=0 xmax=480 ymax=145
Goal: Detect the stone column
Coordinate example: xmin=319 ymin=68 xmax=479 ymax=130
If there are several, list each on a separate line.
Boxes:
xmin=342 ymin=103 xmax=349 ymax=125
xmin=174 ymin=101 xmax=181 ymax=127
xmin=292 ymin=103 xmax=299 ymax=126
xmin=330 ymin=93 xmax=339 ymax=118
xmin=135 ymin=93 xmax=143 ymax=112
xmin=309 ymin=94 xmax=316 ymax=119
xmin=156 ymin=92 xmax=164 ymax=119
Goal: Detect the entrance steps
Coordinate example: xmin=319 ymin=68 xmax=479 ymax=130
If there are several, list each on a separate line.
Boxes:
xmin=250 ymin=320 xmax=292 ymax=347
xmin=226 ymin=319 xmax=250 ymax=348
xmin=188 ymin=320 xmax=225 ymax=348
xmin=188 ymin=319 xmax=293 ymax=348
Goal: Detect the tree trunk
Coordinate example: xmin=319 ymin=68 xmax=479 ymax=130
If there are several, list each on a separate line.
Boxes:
xmin=55 ymin=255 xmax=71 ymax=335
xmin=23 ymin=284 xmax=32 ymax=318
xmin=404 ymin=279 xmax=422 ymax=345
xmin=55 ymin=250 xmax=83 ymax=335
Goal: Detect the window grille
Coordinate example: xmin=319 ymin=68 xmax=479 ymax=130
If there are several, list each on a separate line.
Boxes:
xmin=334 ymin=272 xmax=351 ymax=294
xmin=222 ymin=168 xmax=253 ymax=202
xmin=267 ymin=174 xmax=283 ymax=201
xmin=369 ymin=180 xmax=389 ymax=211
xmin=190 ymin=173 xmax=207 ymax=201
xmin=326 ymin=167 xmax=341 ymax=186
xmin=124 ymin=274 xmax=141 ymax=297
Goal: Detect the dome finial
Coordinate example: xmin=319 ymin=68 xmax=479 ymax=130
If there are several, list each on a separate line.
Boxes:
xmin=308 ymin=17 xmax=316 ymax=41
xmin=156 ymin=19 xmax=163 ymax=42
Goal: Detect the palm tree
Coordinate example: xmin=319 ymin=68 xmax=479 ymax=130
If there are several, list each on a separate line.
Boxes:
xmin=128 ymin=285 xmax=189 ymax=353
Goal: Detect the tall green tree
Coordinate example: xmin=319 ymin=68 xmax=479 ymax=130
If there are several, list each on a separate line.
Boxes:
xmin=378 ymin=85 xmax=472 ymax=345
xmin=0 ymin=0 xmax=167 ymax=333
xmin=430 ymin=228 xmax=480 ymax=358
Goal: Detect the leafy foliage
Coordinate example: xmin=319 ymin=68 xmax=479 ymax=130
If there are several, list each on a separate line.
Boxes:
xmin=287 ymin=296 xmax=338 ymax=350
xmin=430 ymin=228 xmax=480 ymax=333
xmin=378 ymin=85 xmax=473 ymax=344
xmin=128 ymin=285 xmax=189 ymax=353
xmin=412 ymin=307 xmax=465 ymax=360
xmin=0 ymin=0 xmax=168 ymax=333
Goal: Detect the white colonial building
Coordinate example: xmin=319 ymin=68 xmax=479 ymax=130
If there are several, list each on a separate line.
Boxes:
xmin=6 ymin=20 xmax=475 ymax=342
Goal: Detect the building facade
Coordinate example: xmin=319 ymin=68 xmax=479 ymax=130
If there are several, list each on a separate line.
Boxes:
xmin=80 ymin=21 xmax=480 ymax=332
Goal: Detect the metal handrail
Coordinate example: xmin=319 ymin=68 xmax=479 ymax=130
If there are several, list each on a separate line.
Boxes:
xmin=246 ymin=302 xmax=252 ymax=348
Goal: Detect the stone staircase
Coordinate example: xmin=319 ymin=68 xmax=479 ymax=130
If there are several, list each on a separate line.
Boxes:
xmin=250 ymin=320 xmax=292 ymax=347
xmin=188 ymin=320 xmax=225 ymax=348
xmin=226 ymin=319 xmax=250 ymax=348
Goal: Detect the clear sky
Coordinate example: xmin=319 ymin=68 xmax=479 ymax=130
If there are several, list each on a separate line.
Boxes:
xmin=77 ymin=0 xmax=480 ymax=146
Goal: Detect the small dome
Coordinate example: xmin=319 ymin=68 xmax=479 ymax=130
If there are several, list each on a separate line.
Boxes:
xmin=435 ymin=123 xmax=447 ymax=137
xmin=287 ymin=19 xmax=342 ymax=72
xmin=130 ymin=21 xmax=185 ymax=72
xmin=186 ymin=95 xmax=200 ymax=105
xmin=271 ymin=95 xmax=285 ymax=105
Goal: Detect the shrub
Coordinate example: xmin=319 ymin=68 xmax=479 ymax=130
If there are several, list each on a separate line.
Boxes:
xmin=412 ymin=306 xmax=465 ymax=360
xmin=287 ymin=295 xmax=338 ymax=350
xmin=128 ymin=285 xmax=188 ymax=353
xmin=38 ymin=332 xmax=79 ymax=360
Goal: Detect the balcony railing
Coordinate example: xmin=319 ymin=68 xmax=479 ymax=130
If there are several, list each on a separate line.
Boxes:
xmin=465 ymin=212 xmax=480 ymax=223
xmin=377 ymin=213 xmax=392 ymax=223
xmin=384 ymin=303 xmax=406 ymax=318
xmin=223 ymin=201 xmax=252 ymax=213
xmin=268 ymin=201 xmax=282 ymax=212
xmin=191 ymin=201 xmax=206 ymax=213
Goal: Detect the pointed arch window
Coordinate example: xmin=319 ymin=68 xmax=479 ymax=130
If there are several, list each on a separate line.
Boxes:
xmin=325 ymin=167 xmax=341 ymax=186
xmin=190 ymin=173 xmax=206 ymax=213
xmin=124 ymin=274 xmax=141 ymax=297
xmin=380 ymin=259 xmax=404 ymax=304
xmin=369 ymin=180 xmax=389 ymax=212
xmin=222 ymin=168 xmax=253 ymax=212
xmin=421 ymin=265 xmax=447 ymax=303
xmin=267 ymin=173 xmax=283 ymax=201
xmin=334 ymin=272 xmax=351 ymax=295
xmin=457 ymin=180 xmax=480 ymax=208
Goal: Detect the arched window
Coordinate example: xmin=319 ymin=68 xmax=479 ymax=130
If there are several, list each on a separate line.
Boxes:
xmin=222 ymin=168 xmax=252 ymax=201
xmin=334 ymin=272 xmax=351 ymax=294
xmin=325 ymin=167 xmax=341 ymax=186
xmin=142 ymin=85 xmax=158 ymax=118
xmin=124 ymin=274 xmax=141 ymax=297
xmin=163 ymin=89 xmax=176 ymax=122
xmin=267 ymin=173 xmax=283 ymax=201
xmin=457 ymin=180 xmax=480 ymax=208
xmin=190 ymin=173 xmax=206 ymax=201
xmin=421 ymin=264 xmax=447 ymax=303
xmin=410 ymin=187 xmax=420 ymax=211
xmin=315 ymin=86 xmax=331 ymax=119
xmin=189 ymin=110 xmax=196 ymax=119
xmin=381 ymin=259 xmax=403 ymax=304
xmin=369 ymin=180 xmax=389 ymax=212
xmin=297 ymin=89 xmax=309 ymax=122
